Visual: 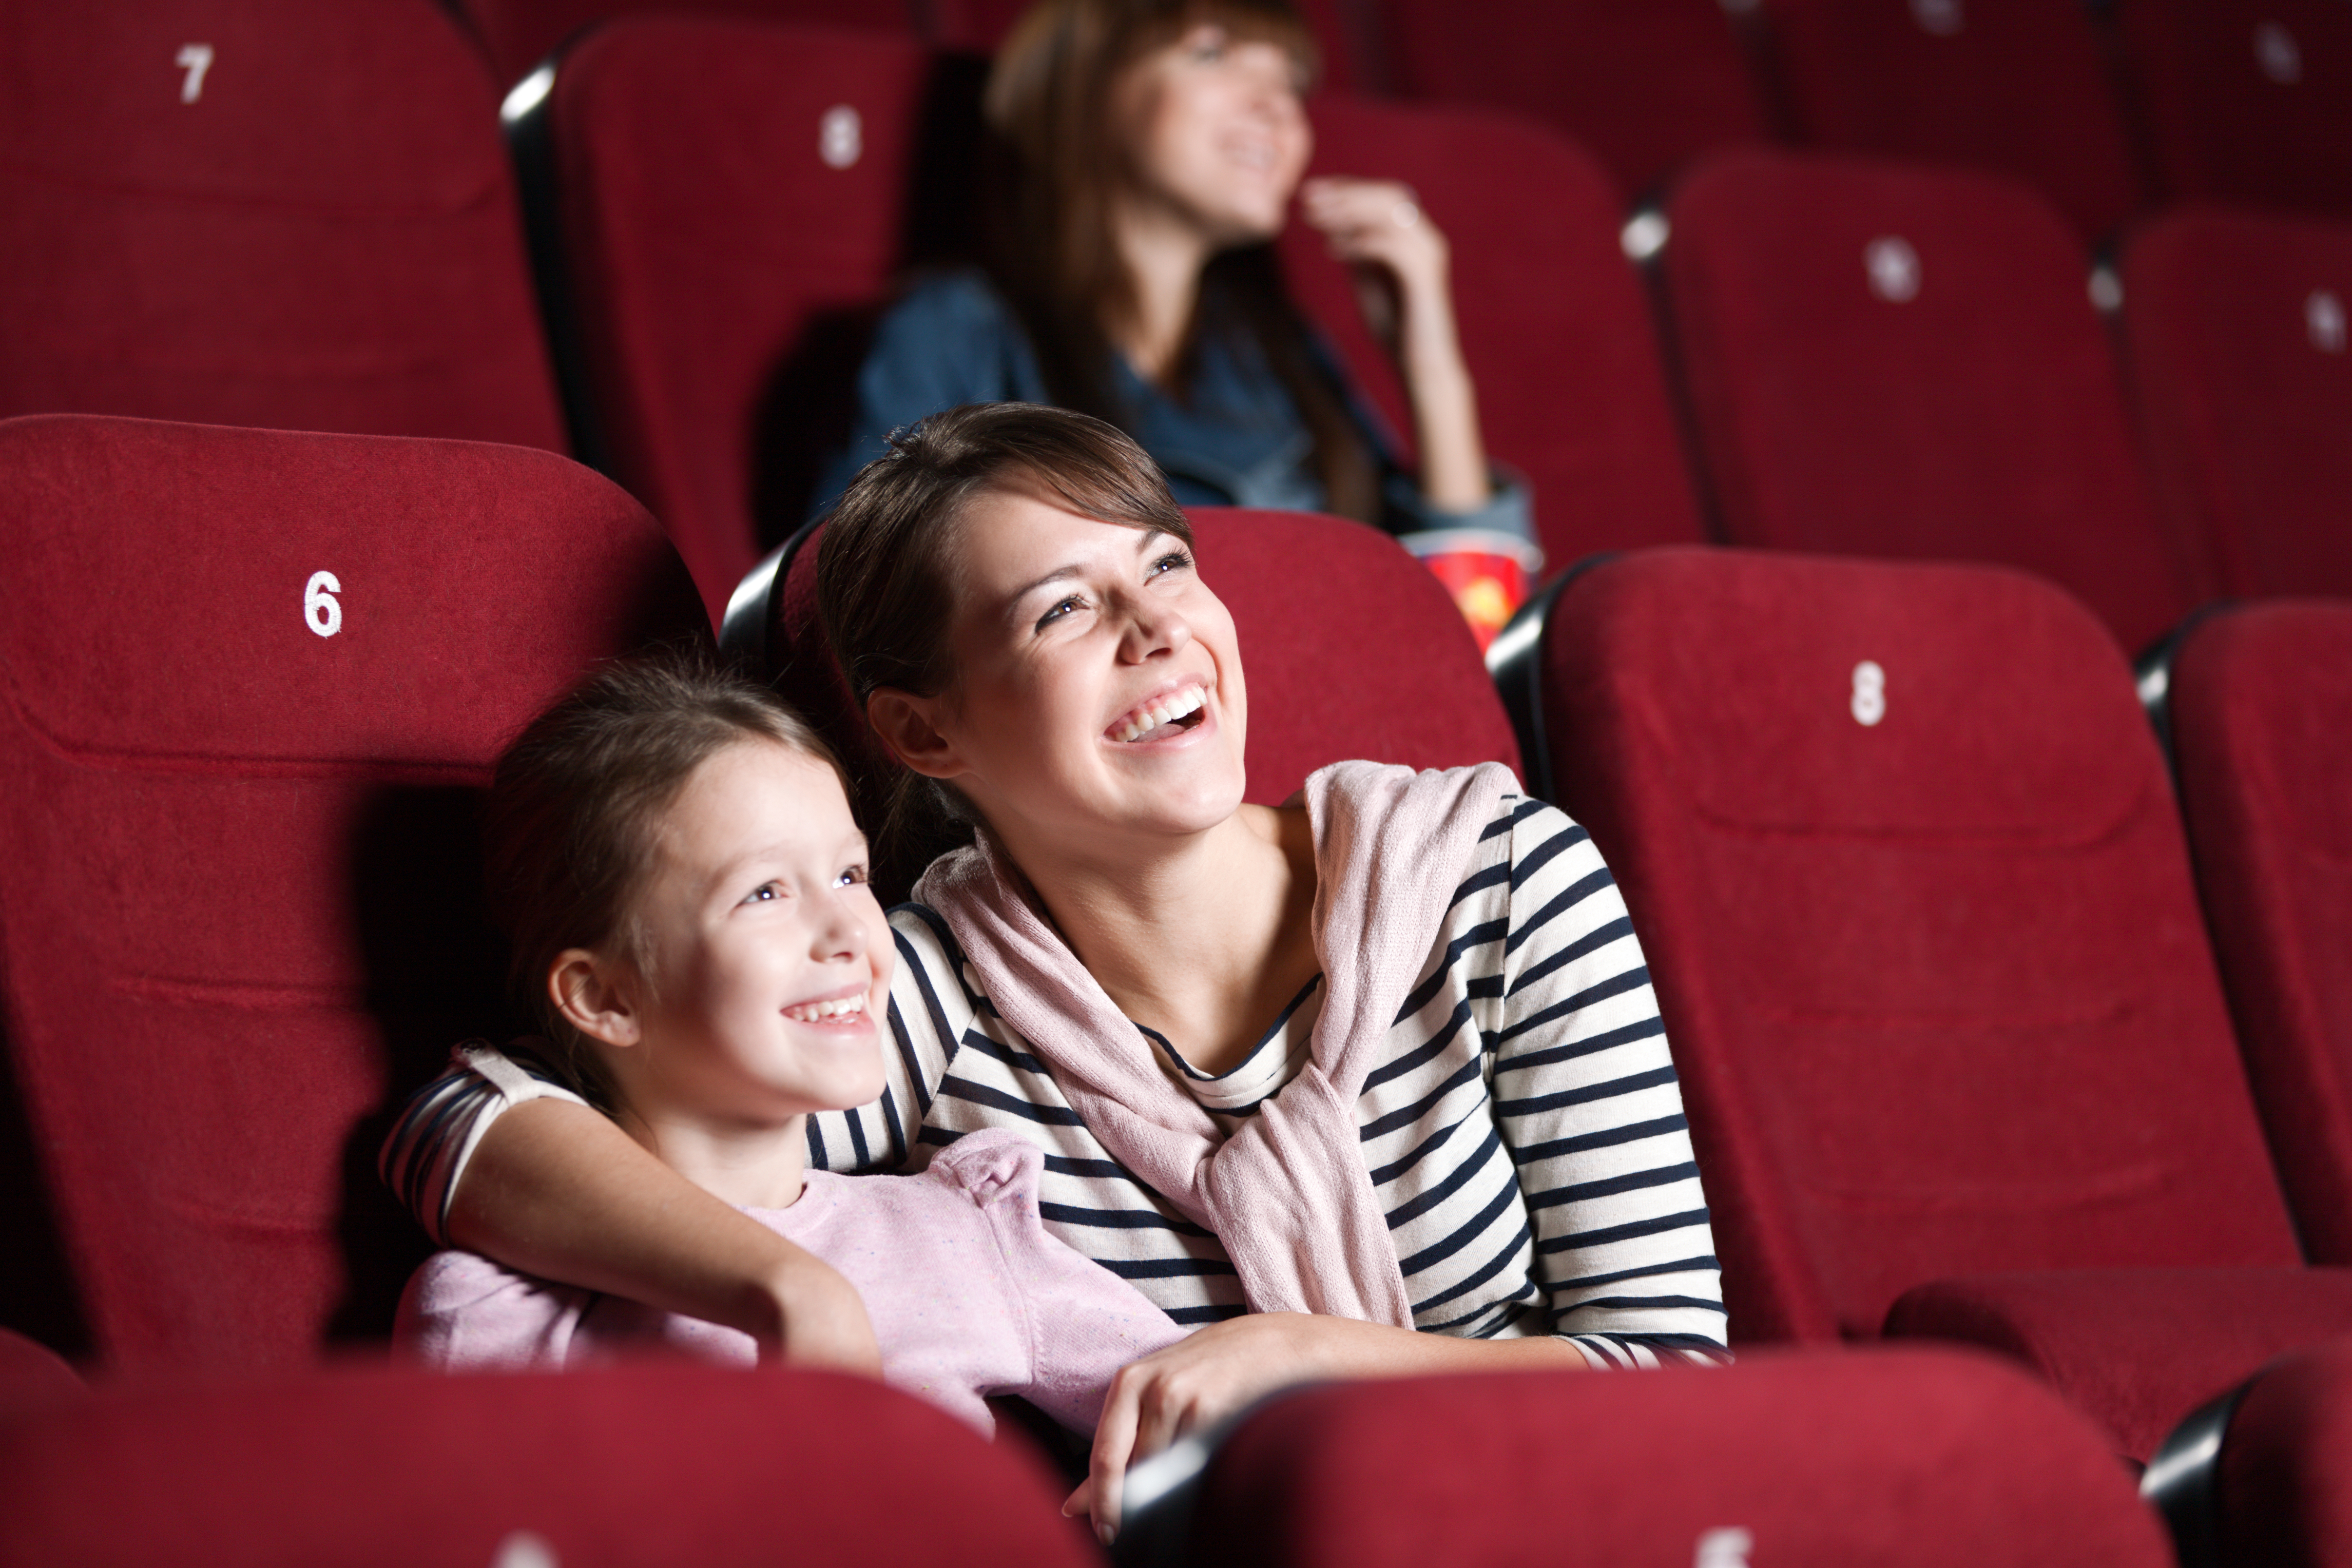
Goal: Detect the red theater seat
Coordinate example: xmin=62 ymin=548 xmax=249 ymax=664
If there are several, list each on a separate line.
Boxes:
xmin=1760 ymin=0 xmax=2146 ymax=241
xmin=1524 ymin=547 xmax=2352 ymax=1457
xmin=0 ymin=1327 xmax=83 ymax=1421
xmin=1376 ymin=0 xmax=1771 ymax=200
xmin=2205 ymin=1338 xmax=2352 ymax=1568
xmin=1185 ymin=1350 xmax=2173 ymax=1568
xmin=0 ymin=0 xmax=564 ymax=451
xmin=1661 ymin=150 xmax=2201 ymax=653
xmin=452 ymin=0 xmax=915 ymax=86
xmin=1282 ymin=98 xmax=1709 ymax=569
xmin=736 ymin=507 xmax=1520 ymax=896
xmin=2120 ymin=207 xmax=2352 ymax=599
xmin=0 ymin=1361 xmax=1093 ymax=1568
xmin=2169 ymin=603 xmax=2352 ymax=1266
xmin=0 ymin=414 xmax=705 ymax=1373
xmin=933 ymin=0 xmax=1362 ymax=86
xmin=2115 ymin=0 xmax=2352 ymax=217
xmin=521 ymin=15 xmax=950 ymax=618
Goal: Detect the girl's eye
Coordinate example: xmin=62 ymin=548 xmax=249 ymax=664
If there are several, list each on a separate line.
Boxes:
xmin=835 ymin=865 xmax=869 ymax=889
xmin=744 ymin=882 xmax=781 ymax=905
xmin=1035 ymin=593 xmax=1086 ymax=631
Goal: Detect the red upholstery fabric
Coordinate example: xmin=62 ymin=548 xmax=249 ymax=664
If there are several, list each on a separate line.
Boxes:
xmin=1189 ymin=1348 xmax=2174 ymax=1567
xmin=2215 ymin=1337 xmax=2352 ymax=1568
xmin=2115 ymin=0 xmax=2352 ymax=216
xmin=1886 ymin=1269 xmax=2352 ymax=1460
xmin=453 ymin=0 xmax=913 ymax=86
xmin=1661 ymin=150 xmax=2201 ymax=654
xmin=2169 ymin=603 xmax=2352 ymax=1264
xmin=2120 ymin=208 xmax=2352 ymax=599
xmin=773 ymin=508 xmax=1519 ymax=893
xmin=1376 ymin=0 xmax=1770 ymax=200
xmin=546 ymin=16 xmax=943 ymax=619
xmin=0 ymin=1326 xmax=83 ymax=1421
xmin=0 ymin=415 xmax=706 ymax=1373
xmin=1761 ymin=0 xmax=2146 ymax=241
xmin=0 ymin=0 xmax=564 ymax=451
xmin=1283 ymin=97 xmax=1707 ymax=568
xmin=1536 ymin=549 xmax=2301 ymax=1353
xmin=0 ymin=1361 xmax=1094 ymax=1567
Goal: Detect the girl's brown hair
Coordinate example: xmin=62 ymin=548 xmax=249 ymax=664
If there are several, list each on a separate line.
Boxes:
xmin=817 ymin=401 xmax=1191 ymax=889
xmin=483 ymin=644 xmax=847 ymax=1102
xmin=978 ymin=0 xmax=1381 ymax=521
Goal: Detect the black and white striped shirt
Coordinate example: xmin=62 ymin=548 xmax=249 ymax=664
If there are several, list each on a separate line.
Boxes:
xmin=383 ymin=793 xmax=1726 ymax=1367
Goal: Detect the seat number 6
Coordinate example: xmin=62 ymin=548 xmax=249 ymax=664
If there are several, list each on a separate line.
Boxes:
xmin=304 ymin=571 xmax=342 ymax=638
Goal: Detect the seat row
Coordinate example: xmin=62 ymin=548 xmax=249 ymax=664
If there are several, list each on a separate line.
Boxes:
xmin=445 ymin=0 xmax=2352 ymax=235
xmin=1 ymin=413 xmax=2348 ymax=1562
xmin=5 ymin=3 xmax=2347 ymax=660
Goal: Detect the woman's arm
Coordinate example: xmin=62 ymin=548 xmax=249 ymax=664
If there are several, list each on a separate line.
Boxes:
xmin=1298 ymin=177 xmax=1491 ymax=514
xmin=449 ymin=1098 xmax=880 ymax=1373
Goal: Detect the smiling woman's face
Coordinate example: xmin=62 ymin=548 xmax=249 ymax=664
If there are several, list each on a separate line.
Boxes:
xmin=903 ymin=486 xmax=1249 ymax=853
xmin=1113 ymin=21 xmax=1312 ymax=247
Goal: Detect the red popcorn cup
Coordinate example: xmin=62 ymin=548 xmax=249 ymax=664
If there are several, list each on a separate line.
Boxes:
xmin=1403 ymin=529 xmax=1545 ymax=652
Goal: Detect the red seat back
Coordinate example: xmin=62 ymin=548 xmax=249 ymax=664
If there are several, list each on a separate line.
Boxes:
xmin=772 ymin=507 xmax=1519 ymax=894
xmin=0 ymin=415 xmax=704 ymax=1372
xmin=543 ymin=15 xmax=949 ymax=619
xmin=1376 ymin=0 xmax=1770 ymax=199
xmin=1284 ymin=96 xmax=1708 ymax=569
xmin=2170 ymin=603 xmax=2352 ymax=1265
xmin=931 ymin=0 xmax=1364 ymax=87
xmin=0 ymin=0 xmax=564 ymax=451
xmin=2116 ymin=0 xmax=2352 ymax=217
xmin=2120 ymin=207 xmax=2352 ymax=600
xmin=453 ymin=0 xmax=915 ymax=86
xmin=1535 ymin=548 xmax=2299 ymax=1343
xmin=1661 ymin=150 xmax=2200 ymax=653
xmin=1761 ymin=0 xmax=2146 ymax=241
xmin=0 ymin=1361 xmax=1093 ymax=1567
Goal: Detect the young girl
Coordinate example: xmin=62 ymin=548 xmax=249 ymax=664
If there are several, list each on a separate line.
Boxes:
xmin=397 ymin=651 xmax=1188 ymax=1458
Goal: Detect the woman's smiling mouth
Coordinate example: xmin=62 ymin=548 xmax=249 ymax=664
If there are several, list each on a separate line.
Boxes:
xmin=1107 ymin=683 xmax=1208 ymax=743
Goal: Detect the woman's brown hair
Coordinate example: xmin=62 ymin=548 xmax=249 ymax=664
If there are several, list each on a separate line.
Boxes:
xmin=817 ymin=402 xmax=1192 ymax=890
xmin=483 ymin=644 xmax=847 ymax=1103
xmin=979 ymin=0 xmax=1381 ymax=521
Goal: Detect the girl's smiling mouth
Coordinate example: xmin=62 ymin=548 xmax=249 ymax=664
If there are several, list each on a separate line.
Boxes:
xmin=1106 ymin=682 xmax=1208 ymax=743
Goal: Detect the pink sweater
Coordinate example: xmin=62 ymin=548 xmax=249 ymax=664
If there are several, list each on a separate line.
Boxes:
xmin=396 ymin=1131 xmax=1188 ymax=1437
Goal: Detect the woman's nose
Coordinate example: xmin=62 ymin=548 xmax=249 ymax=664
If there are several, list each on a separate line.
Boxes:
xmin=1119 ymin=597 xmax=1193 ymax=662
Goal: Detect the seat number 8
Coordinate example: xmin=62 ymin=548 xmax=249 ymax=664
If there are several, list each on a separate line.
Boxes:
xmin=304 ymin=571 xmax=342 ymax=638
xmin=1850 ymin=660 xmax=1886 ymax=726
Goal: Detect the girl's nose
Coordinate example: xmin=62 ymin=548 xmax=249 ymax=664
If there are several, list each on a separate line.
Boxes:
xmin=813 ymin=895 xmax=869 ymax=961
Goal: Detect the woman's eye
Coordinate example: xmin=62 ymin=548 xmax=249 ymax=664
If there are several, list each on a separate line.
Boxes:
xmin=1149 ymin=550 xmax=1193 ymax=579
xmin=1035 ymin=593 xmax=1085 ymax=630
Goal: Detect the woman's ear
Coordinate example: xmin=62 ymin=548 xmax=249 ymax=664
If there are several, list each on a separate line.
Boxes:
xmin=866 ymin=688 xmax=967 ymax=782
xmin=548 ymin=948 xmax=643 ymax=1049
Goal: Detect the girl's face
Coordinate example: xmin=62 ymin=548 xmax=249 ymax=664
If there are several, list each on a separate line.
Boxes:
xmin=612 ymin=740 xmax=891 ymax=1124
xmin=1113 ymin=21 xmax=1312 ymax=247
xmin=879 ymin=488 xmax=1250 ymax=856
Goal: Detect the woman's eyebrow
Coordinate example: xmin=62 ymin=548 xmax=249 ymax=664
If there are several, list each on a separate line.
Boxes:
xmin=1001 ymin=532 xmax=1169 ymax=620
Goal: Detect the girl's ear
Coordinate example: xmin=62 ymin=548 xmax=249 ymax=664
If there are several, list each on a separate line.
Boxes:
xmin=548 ymin=948 xmax=643 ymax=1049
xmin=866 ymin=688 xmax=967 ymax=782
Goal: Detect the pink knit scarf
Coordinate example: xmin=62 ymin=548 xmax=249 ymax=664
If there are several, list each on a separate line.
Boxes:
xmin=912 ymin=761 xmax=1514 ymax=1327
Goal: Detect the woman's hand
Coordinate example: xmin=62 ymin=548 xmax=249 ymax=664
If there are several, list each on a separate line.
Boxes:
xmin=1298 ymin=177 xmax=1490 ymax=513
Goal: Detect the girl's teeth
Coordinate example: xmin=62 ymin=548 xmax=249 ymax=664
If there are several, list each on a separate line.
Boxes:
xmin=786 ymin=995 xmax=865 ymax=1022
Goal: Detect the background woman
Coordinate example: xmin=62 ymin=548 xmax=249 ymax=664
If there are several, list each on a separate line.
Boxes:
xmin=808 ymin=0 xmax=1532 ymax=546
xmin=386 ymin=406 xmax=1714 ymax=1538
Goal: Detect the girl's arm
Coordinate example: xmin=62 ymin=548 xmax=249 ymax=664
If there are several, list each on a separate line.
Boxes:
xmin=450 ymin=1097 xmax=880 ymax=1373
xmin=1298 ymin=177 xmax=1491 ymax=515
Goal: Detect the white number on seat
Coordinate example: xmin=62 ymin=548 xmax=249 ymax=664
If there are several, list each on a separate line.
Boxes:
xmin=303 ymin=571 xmax=342 ymax=638
xmin=1695 ymin=1527 xmax=1753 ymax=1568
xmin=1851 ymin=660 xmax=1886 ymax=727
xmin=1910 ymin=0 xmax=1963 ymax=36
xmin=176 ymin=43 xmax=214 ymax=104
xmin=2254 ymin=21 xmax=2302 ymax=85
xmin=2309 ymin=289 xmax=2346 ymax=355
xmin=819 ymin=105 xmax=862 ymax=169
xmin=1865 ymin=236 xmax=1921 ymax=303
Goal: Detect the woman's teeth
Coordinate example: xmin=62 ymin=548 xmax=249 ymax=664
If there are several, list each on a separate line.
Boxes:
xmin=1113 ymin=686 xmax=1206 ymax=743
xmin=784 ymin=995 xmax=866 ymax=1023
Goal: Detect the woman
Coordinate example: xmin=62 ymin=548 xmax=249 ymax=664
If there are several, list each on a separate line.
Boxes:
xmin=807 ymin=0 xmax=1532 ymax=545
xmin=385 ymin=406 xmax=1717 ymax=1539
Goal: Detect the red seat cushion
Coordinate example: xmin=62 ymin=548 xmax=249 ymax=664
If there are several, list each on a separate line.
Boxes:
xmin=1762 ymin=0 xmax=2146 ymax=241
xmin=1283 ymin=96 xmax=1708 ymax=568
xmin=1377 ymin=0 xmax=1770 ymax=199
xmin=1886 ymin=1268 xmax=2352 ymax=1460
xmin=2214 ymin=1337 xmax=2352 ymax=1568
xmin=452 ymin=0 xmax=915 ymax=87
xmin=0 ymin=1326 xmax=83 ymax=1422
xmin=2121 ymin=208 xmax=2352 ymax=599
xmin=0 ymin=414 xmax=705 ymax=1372
xmin=2116 ymin=0 xmax=2352 ymax=217
xmin=0 ymin=1361 xmax=1093 ymax=1567
xmin=1536 ymin=548 xmax=2301 ymax=1350
xmin=1661 ymin=149 xmax=2201 ymax=653
xmin=2169 ymin=602 xmax=2352 ymax=1265
xmin=0 ymin=0 xmax=564 ymax=451
xmin=1189 ymin=1349 xmax=2174 ymax=1567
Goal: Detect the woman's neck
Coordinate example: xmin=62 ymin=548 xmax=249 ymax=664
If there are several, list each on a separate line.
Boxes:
xmin=1107 ymin=192 xmax=1213 ymax=386
xmin=614 ymin=1101 xmax=809 ymax=1212
xmin=995 ymin=803 xmax=1320 ymax=1078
